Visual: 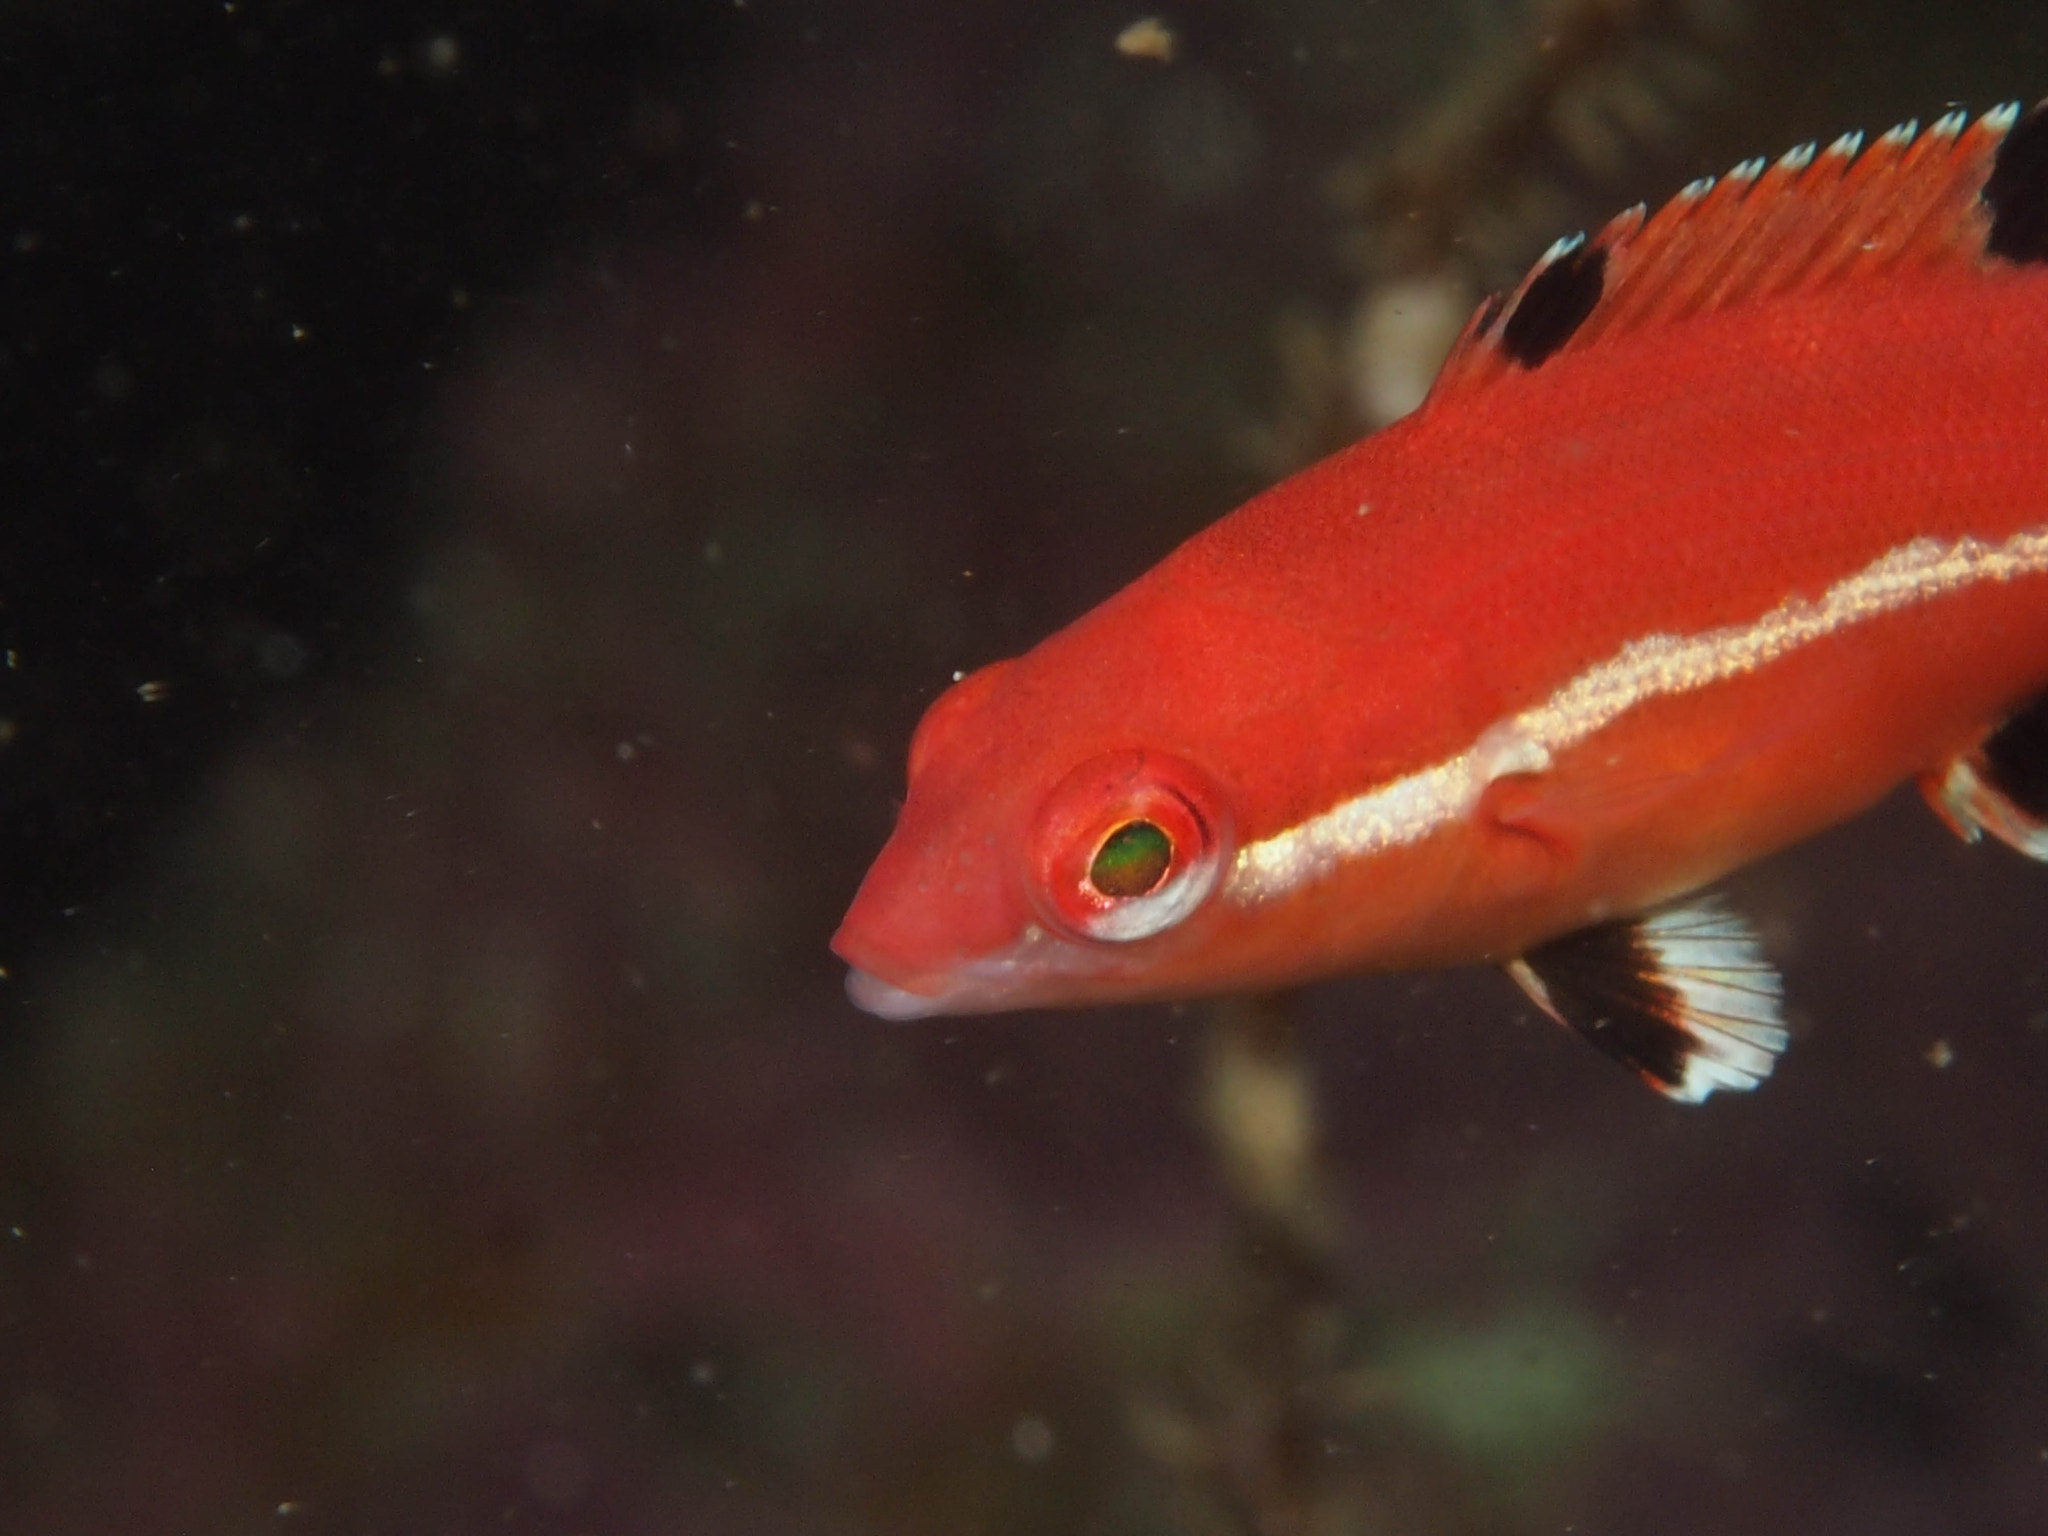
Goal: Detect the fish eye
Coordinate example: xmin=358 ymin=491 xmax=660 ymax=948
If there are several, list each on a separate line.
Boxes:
xmin=1028 ymin=750 xmax=1233 ymax=945
xmin=1089 ymin=820 xmax=1174 ymax=898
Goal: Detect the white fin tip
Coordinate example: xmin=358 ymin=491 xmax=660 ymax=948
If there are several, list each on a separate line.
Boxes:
xmin=1506 ymin=896 xmax=1787 ymax=1105
xmin=1673 ymin=1051 xmax=1775 ymax=1105
xmin=1929 ymin=753 xmax=2048 ymax=860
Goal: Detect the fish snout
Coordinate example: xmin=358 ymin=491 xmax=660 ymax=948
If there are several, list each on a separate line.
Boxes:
xmin=842 ymin=966 xmax=951 ymax=1020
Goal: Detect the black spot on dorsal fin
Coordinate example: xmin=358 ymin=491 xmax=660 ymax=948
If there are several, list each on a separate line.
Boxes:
xmin=1985 ymin=100 xmax=2048 ymax=262
xmin=1423 ymin=101 xmax=2038 ymax=409
xmin=1923 ymin=689 xmax=2048 ymax=858
xmin=1504 ymin=895 xmax=1788 ymax=1104
xmin=1500 ymin=239 xmax=1608 ymax=368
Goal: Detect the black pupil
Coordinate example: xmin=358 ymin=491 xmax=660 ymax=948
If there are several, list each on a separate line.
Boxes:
xmin=1089 ymin=820 xmax=1173 ymax=899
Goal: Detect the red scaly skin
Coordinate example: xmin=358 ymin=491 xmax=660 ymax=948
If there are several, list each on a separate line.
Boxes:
xmin=836 ymin=108 xmax=2048 ymax=1020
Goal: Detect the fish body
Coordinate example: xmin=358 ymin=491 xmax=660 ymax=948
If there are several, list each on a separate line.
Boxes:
xmin=834 ymin=104 xmax=2048 ymax=1100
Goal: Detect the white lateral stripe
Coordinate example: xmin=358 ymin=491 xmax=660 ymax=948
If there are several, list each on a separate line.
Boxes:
xmin=1228 ymin=525 xmax=2048 ymax=903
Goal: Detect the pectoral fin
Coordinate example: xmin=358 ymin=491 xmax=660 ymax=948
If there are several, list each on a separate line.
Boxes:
xmin=1923 ymin=691 xmax=2048 ymax=860
xmin=1504 ymin=896 xmax=1788 ymax=1104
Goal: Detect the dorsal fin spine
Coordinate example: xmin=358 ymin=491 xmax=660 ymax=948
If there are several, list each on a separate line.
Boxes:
xmin=1736 ymin=139 xmax=1873 ymax=297
xmin=1420 ymin=102 xmax=2031 ymax=412
xmin=1780 ymin=116 xmax=1928 ymax=291
xmin=1681 ymin=154 xmax=1823 ymax=318
xmin=1620 ymin=164 xmax=1772 ymax=332
xmin=1685 ymin=140 xmax=1876 ymax=319
xmin=1843 ymin=117 xmax=1959 ymax=268
xmin=1873 ymin=113 xmax=1999 ymax=267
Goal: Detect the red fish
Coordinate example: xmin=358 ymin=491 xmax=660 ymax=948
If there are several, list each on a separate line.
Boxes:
xmin=834 ymin=102 xmax=2048 ymax=1102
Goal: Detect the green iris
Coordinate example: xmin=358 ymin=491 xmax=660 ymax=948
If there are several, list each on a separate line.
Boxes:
xmin=1089 ymin=820 xmax=1173 ymax=899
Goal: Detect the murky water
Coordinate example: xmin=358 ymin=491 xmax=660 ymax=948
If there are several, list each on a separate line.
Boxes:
xmin=3 ymin=3 xmax=2046 ymax=1531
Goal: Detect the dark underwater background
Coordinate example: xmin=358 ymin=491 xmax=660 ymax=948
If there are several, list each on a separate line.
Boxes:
xmin=3 ymin=2 xmax=2047 ymax=1531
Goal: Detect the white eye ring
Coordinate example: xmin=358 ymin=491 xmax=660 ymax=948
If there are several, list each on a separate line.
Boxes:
xmin=1080 ymin=844 xmax=1223 ymax=942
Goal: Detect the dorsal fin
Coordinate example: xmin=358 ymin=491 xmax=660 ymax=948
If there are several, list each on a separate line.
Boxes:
xmin=1425 ymin=100 xmax=2048 ymax=405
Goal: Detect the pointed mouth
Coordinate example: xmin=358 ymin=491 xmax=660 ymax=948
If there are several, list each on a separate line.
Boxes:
xmin=837 ymin=927 xmax=1129 ymax=1021
xmin=833 ymin=915 xmax=1036 ymax=1021
xmin=844 ymin=967 xmax=953 ymax=1021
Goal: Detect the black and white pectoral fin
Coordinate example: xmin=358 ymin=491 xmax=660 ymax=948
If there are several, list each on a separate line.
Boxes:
xmin=1503 ymin=896 xmax=1789 ymax=1104
xmin=1923 ymin=691 xmax=2048 ymax=860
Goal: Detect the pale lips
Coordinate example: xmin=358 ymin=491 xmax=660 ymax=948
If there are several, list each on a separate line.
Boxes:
xmin=840 ymin=925 xmax=1122 ymax=1019
xmin=843 ymin=967 xmax=950 ymax=1021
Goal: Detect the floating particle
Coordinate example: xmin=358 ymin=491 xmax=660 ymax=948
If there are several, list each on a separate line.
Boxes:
xmin=1010 ymin=1414 xmax=1055 ymax=1461
xmin=1115 ymin=17 xmax=1176 ymax=63
xmin=420 ymin=33 xmax=460 ymax=74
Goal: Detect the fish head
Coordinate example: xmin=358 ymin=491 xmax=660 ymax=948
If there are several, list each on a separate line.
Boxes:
xmin=831 ymin=454 xmax=1513 ymax=1019
xmin=832 ymin=645 xmax=1248 ymax=1018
